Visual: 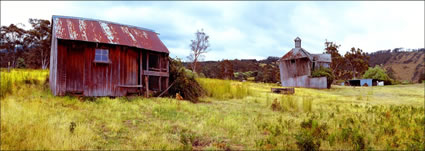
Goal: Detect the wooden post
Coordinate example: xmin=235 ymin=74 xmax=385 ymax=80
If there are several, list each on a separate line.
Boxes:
xmin=146 ymin=52 xmax=149 ymax=71
xmin=158 ymin=55 xmax=162 ymax=91
xmin=165 ymin=77 xmax=169 ymax=91
xmin=166 ymin=58 xmax=169 ymax=73
xmin=159 ymin=77 xmax=162 ymax=91
xmin=145 ymin=76 xmax=149 ymax=97
xmin=166 ymin=58 xmax=169 ymax=89
xmin=7 ymin=62 xmax=10 ymax=72
xmin=139 ymin=51 xmax=143 ymax=95
xmin=159 ymin=54 xmax=162 ymax=72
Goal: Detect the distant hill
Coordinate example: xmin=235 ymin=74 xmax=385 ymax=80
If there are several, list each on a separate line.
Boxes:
xmin=367 ymin=48 xmax=424 ymax=83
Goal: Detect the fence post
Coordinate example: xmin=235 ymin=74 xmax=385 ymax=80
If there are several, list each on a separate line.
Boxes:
xmin=7 ymin=62 xmax=10 ymax=72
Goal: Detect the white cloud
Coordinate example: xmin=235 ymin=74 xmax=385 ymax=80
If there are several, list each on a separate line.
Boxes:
xmin=1 ymin=1 xmax=75 ymax=29
xmin=1 ymin=1 xmax=423 ymax=60
xmin=339 ymin=1 xmax=424 ymax=53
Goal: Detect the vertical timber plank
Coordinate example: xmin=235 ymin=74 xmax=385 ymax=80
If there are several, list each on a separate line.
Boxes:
xmin=140 ymin=50 xmax=143 ymax=94
xmin=145 ymin=76 xmax=149 ymax=97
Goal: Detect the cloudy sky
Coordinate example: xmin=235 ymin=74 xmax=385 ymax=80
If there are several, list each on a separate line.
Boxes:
xmin=1 ymin=1 xmax=424 ymax=61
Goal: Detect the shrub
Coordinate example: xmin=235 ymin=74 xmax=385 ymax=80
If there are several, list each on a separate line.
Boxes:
xmin=295 ymin=130 xmax=321 ymax=151
xmin=363 ymin=65 xmax=392 ymax=84
xmin=300 ymin=118 xmax=314 ymax=129
xmin=352 ymin=132 xmax=366 ymax=150
xmin=295 ymin=117 xmax=330 ymax=150
xmin=327 ymin=133 xmax=337 ymax=146
xmin=167 ymin=57 xmax=206 ymax=103
xmin=311 ymin=67 xmax=334 ymax=88
xmin=338 ymin=127 xmax=367 ymax=150
xmin=300 ymin=118 xmax=328 ymax=139
xmin=340 ymin=127 xmax=352 ymax=141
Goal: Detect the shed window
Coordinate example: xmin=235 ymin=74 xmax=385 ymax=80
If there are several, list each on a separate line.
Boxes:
xmin=148 ymin=54 xmax=160 ymax=70
xmin=94 ymin=49 xmax=109 ymax=63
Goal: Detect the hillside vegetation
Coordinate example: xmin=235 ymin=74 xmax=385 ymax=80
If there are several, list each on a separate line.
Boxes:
xmin=1 ymin=69 xmax=424 ymax=150
xmin=368 ymin=50 xmax=424 ymax=83
xmin=184 ymin=48 xmax=424 ymax=83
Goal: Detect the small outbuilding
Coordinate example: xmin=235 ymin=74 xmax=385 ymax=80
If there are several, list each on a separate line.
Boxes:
xmin=278 ymin=37 xmax=332 ymax=89
xmin=49 ymin=15 xmax=169 ymax=96
xmin=347 ymin=79 xmax=379 ymax=87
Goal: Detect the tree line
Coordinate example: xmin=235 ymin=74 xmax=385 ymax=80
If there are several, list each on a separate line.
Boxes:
xmin=324 ymin=40 xmax=370 ymax=80
xmin=0 ymin=19 xmax=51 ymax=69
xmin=185 ymin=36 xmax=374 ymax=83
xmin=2 ymin=19 xmax=421 ymax=84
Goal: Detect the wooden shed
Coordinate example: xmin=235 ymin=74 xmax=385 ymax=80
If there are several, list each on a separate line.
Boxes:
xmin=49 ymin=15 xmax=169 ymax=96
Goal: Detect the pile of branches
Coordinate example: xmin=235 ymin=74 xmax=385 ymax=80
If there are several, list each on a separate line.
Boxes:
xmin=167 ymin=57 xmax=205 ymax=103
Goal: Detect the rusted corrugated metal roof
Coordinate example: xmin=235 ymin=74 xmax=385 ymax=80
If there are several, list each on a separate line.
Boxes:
xmin=280 ymin=48 xmax=312 ymax=61
xmin=52 ymin=15 xmax=169 ymax=53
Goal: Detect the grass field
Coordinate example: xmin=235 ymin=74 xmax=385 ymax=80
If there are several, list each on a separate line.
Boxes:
xmin=1 ymin=69 xmax=424 ymax=150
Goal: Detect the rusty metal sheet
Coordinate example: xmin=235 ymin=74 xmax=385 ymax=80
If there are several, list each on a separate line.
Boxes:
xmin=52 ymin=15 xmax=169 ymax=54
xmin=280 ymin=48 xmax=312 ymax=61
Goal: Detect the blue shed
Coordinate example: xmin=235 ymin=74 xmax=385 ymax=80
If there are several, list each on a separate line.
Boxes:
xmin=360 ymin=79 xmax=373 ymax=87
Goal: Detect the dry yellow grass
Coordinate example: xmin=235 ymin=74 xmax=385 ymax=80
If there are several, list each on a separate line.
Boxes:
xmin=1 ymin=69 xmax=424 ymax=150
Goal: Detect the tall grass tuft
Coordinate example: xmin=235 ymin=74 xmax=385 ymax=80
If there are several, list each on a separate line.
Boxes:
xmin=302 ymin=96 xmax=313 ymax=112
xmin=281 ymin=95 xmax=298 ymax=112
xmin=0 ymin=71 xmax=13 ymax=98
xmin=197 ymin=78 xmax=252 ymax=100
xmin=1 ymin=69 xmax=48 ymax=98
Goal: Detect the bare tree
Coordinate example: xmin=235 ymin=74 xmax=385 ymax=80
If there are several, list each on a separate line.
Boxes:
xmin=187 ymin=29 xmax=210 ymax=74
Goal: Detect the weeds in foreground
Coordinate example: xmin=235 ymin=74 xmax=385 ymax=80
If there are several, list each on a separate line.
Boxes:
xmin=295 ymin=130 xmax=321 ymax=151
xmin=1 ymin=69 xmax=424 ymax=150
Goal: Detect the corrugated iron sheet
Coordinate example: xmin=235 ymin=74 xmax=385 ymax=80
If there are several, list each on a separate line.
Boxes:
xmin=279 ymin=75 xmax=328 ymax=89
xmin=312 ymin=54 xmax=332 ymax=62
xmin=52 ymin=15 xmax=169 ymax=54
xmin=280 ymin=48 xmax=312 ymax=61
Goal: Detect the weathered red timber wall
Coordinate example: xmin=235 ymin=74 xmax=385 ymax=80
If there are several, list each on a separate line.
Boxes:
xmin=56 ymin=39 xmax=164 ymax=96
